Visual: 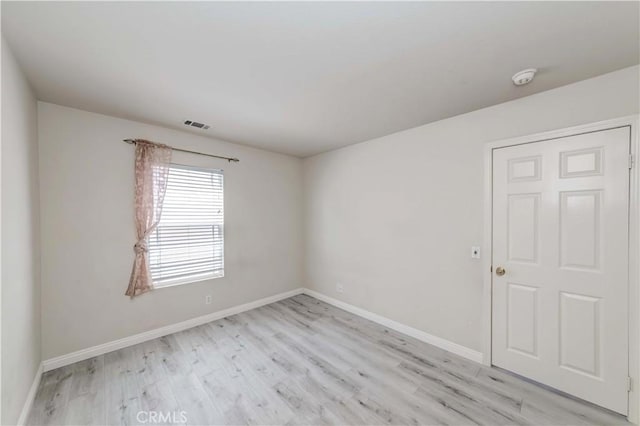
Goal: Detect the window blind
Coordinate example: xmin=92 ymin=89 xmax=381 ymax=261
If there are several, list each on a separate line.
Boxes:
xmin=149 ymin=164 xmax=224 ymax=286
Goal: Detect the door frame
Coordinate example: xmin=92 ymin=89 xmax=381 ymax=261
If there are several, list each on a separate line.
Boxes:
xmin=482 ymin=115 xmax=640 ymax=422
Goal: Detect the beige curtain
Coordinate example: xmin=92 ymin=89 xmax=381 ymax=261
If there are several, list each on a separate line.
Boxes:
xmin=125 ymin=139 xmax=172 ymax=298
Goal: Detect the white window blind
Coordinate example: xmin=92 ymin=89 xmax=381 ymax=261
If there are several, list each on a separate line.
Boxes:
xmin=149 ymin=164 xmax=224 ymax=287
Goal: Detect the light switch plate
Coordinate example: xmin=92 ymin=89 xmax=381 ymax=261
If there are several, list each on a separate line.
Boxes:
xmin=471 ymin=246 xmax=481 ymax=259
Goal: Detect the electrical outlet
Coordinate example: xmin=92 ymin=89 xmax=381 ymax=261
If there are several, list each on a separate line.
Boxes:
xmin=471 ymin=246 xmax=481 ymax=259
xmin=205 ymin=295 xmax=212 ymax=304
xmin=336 ymin=282 xmax=344 ymax=293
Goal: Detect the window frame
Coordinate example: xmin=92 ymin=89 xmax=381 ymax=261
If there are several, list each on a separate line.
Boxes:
xmin=149 ymin=163 xmax=225 ymax=288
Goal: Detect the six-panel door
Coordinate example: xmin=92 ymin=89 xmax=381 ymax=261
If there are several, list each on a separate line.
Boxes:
xmin=492 ymin=127 xmax=631 ymax=414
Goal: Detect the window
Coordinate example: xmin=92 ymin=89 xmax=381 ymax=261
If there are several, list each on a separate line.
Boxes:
xmin=149 ymin=164 xmax=224 ymax=287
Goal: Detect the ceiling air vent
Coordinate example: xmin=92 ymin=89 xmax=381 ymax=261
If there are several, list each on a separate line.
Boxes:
xmin=184 ymin=120 xmax=210 ymax=130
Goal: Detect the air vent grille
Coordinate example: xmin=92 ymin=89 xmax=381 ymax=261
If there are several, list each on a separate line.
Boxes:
xmin=184 ymin=120 xmax=210 ymax=130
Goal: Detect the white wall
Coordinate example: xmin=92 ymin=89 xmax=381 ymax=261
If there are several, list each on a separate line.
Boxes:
xmin=19 ymin=56 xmax=640 ymax=374
xmin=1 ymin=37 xmax=41 ymax=425
xmin=38 ymin=103 xmax=303 ymax=359
xmin=303 ymin=65 xmax=640 ymax=352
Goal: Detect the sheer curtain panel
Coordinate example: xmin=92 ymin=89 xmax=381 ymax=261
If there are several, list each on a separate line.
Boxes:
xmin=125 ymin=139 xmax=172 ymax=297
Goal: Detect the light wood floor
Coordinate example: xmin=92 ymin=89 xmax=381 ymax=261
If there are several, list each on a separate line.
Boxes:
xmin=28 ymin=294 xmax=628 ymax=425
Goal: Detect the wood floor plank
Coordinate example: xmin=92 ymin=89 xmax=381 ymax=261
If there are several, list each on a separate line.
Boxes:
xmin=198 ymin=316 xmax=301 ymax=425
xmin=397 ymin=361 xmax=523 ymax=415
xmin=476 ymin=366 xmax=626 ymax=425
xmin=27 ymin=294 xmax=630 ymax=425
xmin=27 ymin=369 xmax=72 ymax=426
xmin=138 ymin=379 xmax=180 ymax=418
xmin=104 ymin=348 xmax=144 ymax=426
xmin=64 ymin=391 xmax=105 ymax=426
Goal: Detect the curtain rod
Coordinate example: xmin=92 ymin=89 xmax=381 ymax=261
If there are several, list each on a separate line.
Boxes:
xmin=123 ymin=139 xmax=239 ymax=163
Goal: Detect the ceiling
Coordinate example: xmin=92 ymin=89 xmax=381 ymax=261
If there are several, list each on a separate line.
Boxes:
xmin=2 ymin=2 xmax=638 ymax=157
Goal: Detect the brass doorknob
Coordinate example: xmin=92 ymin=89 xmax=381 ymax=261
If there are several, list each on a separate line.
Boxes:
xmin=496 ymin=266 xmax=506 ymax=276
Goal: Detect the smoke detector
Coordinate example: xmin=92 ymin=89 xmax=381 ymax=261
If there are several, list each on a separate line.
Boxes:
xmin=512 ymin=68 xmax=537 ymax=86
xmin=184 ymin=120 xmax=210 ymax=130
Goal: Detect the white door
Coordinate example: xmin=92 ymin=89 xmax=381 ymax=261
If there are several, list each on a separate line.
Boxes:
xmin=492 ymin=126 xmax=631 ymax=414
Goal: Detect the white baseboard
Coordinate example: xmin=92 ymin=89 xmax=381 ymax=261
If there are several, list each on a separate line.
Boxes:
xmin=42 ymin=286 xmax=482 ymax=373
xmin=301 ymin=288 xmax=484 ymax=364
xmin=42 ymin=288 xmax=304 ymax=372
xmin=17 ymin=362 xmax=44 ymax=426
